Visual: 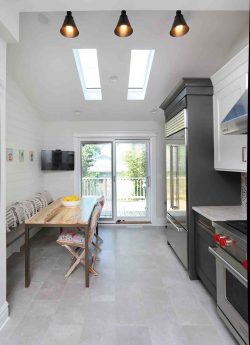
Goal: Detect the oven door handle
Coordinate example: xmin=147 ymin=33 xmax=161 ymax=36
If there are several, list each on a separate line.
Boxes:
xmin=209 ymin=246 xmax=248 ymax=287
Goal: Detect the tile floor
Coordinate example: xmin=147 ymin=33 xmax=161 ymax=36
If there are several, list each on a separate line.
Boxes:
xmin=0 ymin=226 xmax=238 ymax=345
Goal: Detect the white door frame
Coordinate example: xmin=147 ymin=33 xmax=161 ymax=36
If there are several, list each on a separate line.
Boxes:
xmin=74 ymin=131 xmax=157 ymax=224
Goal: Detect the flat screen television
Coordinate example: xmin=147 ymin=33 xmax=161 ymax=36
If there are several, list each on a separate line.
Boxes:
xmin=41 ymin=150 xmax=74 ymax=171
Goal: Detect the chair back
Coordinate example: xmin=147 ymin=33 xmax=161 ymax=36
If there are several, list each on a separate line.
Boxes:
xmin=97 ymin=195 xmax=105 ymax=209
xmin=88 ymin=203 xmax=102 ymax=243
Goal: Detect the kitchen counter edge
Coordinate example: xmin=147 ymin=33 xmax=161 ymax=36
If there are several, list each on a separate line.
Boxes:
xmin=192 ymin=206 xmax=247 ymax=222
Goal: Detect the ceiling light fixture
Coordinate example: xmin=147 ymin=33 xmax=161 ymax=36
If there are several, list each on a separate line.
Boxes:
xmin=60 ymin=11 xmax=79 ymax=38
xmin=114 ymin=10 xmax=133 ymax=37
xmin=170 ymin=10 xmax=189 ymax=37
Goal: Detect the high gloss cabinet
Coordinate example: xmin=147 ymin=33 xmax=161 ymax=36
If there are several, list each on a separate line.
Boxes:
xmin=211 ymin=46 xmax=248 ymax=172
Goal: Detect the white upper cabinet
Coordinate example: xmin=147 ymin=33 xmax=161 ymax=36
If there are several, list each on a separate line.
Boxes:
xmin=211 ymin=46 xmax=248 ymax=172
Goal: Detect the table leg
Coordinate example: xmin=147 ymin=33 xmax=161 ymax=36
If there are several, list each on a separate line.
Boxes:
xmin=60 ymin=227 xmax=63 ymax=234
xmin=85 ymin=226 xmax=89 ymax=288
xmin=25 ymin=225 xmax=30 ymax=287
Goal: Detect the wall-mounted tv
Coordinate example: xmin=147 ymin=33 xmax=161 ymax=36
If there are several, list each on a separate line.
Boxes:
xmin=41 ymin=150 xmax=74 ymax=171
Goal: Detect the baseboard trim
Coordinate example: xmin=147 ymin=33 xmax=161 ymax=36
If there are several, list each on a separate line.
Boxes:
xmin=0 ymin=302 xmax=9 ymax=331
xmin=116 ymin=221 xmax=151 ymax=224
xmin=99 ymin=217 xmax=166 ymax=227
xmin=153 ymin=218 xmax=166 ymax=226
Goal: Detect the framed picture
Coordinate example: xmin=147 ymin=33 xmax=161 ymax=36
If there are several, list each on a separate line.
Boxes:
xmin=6 ymin=148 xmax=13 ymax=162
xmin=29 ymin=151 xmax=34 ymax=162
xmin=19 ymin=150 xmax=25 ymax=162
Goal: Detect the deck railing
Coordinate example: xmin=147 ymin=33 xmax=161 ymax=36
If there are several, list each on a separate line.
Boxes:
xmin=82 ymin=177 xmax=146 ymax=200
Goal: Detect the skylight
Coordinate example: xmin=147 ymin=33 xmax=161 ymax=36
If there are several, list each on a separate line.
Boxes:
xmin=127 ymin=49 xmax=155 ymax=100
xmin=73 ymin=49 xmax=102 ymax=100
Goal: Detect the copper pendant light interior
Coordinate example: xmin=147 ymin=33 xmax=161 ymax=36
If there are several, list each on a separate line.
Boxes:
xmin=170 ymin=10 xmax=189 ymax=37
xmin=60 ymin=11 xmax=79 ymax=38
xmin=114 ymin=10 xmax=133 ymax=37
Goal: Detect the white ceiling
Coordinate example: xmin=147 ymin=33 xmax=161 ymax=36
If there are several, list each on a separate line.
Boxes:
xmin=7 ymin=11 xmax=249 ymax=121
xmin=7 ymin=0 xmax=250 ymax=12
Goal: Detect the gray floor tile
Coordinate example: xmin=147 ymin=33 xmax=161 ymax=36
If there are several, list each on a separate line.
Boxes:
xmin=184 ymin=324 xmax=237 ymax=345
xmin=116 ymin=325 xmax=153 ymax=345
xmin=2 ymin=226 xmax=238 ymax=345
xmin=40 ymin=324 xmax=82 ymax=345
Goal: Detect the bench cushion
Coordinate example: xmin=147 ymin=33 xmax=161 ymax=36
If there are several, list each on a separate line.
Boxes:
xmin=6 ymin=191 xmax=53 ymax=233
xmin=6 ymin=208 xmax=17 ymax=232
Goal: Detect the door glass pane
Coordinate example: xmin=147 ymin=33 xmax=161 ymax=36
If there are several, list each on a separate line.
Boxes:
xmin=166 ymin=129 xmax=187 ymax=229
xmin=116 ymin=141 xmax=148 ymax=218
xmin=81 ymin=143 xmax=112 ymax=218
xmin=171 ymin=145 xmax=179 ymax=209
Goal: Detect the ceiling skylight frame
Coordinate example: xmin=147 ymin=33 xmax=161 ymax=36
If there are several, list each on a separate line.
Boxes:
xmin=127 ymin=49 xmax=155 ymax=100
xmin=73 ymin=49 xmax=102 ymax=101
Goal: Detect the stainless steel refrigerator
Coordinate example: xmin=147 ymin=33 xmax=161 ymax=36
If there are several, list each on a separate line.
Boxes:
xmin=166 ymin=110 xmax=188 ymax=268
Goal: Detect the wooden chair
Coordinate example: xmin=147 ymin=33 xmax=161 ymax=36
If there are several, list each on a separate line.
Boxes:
xmin=95 ymin=195 xmax=105 ymax=244
xmin=56 ymin=203 xmax=102 ymax=278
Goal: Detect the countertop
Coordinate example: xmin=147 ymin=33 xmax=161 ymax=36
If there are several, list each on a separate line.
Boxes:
xmin=192 ymin=206 xmax=247 ymax=222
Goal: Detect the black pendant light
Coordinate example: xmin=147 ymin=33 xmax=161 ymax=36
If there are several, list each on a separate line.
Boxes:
xmin=114 ymin=10 xmax=133 ymax=37
xmin=60 ymin=11 xmax=79 ymax=38
xmin=170 ymin=10 xmax=189 ymax=37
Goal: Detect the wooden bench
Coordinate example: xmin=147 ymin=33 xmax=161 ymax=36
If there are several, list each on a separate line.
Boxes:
xmin=7 ymin=223 xmax=27 ymax=247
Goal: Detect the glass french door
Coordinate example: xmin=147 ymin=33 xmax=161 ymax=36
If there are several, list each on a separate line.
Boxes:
xmin=81 ymin=142 xmax=113 ymax=219
xmin=115 ymin=140 xmax=149 ymax=220
xmin=80 ymin=139 xmax=150 ymax=221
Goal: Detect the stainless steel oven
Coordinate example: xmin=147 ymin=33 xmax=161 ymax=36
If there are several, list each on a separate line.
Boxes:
xmin=209 ymin=221 xmax=248 ymax=345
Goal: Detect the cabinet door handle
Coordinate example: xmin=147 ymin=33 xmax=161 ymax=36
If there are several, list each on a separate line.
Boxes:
xmin=242 ymin=146 xmax=247 ymax=163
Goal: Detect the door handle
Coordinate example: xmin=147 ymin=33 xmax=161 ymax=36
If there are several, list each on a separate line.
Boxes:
xmin=171 ymin=145 xmax=179 ymax=209
xmin=208 ymin=246 xmax=247 ymax=287
xmin=146 ymin=176 xmax=150 ymax=188
xmin=242 ymin=146 xmax=247 ymax=163
xmin=170 ymin=145 xmax=174 ymax=208
xmin=167 ymin=216 xmax=184 ymax=232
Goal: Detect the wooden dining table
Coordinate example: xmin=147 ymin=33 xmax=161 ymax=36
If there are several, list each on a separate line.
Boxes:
xmin=25 ymin=196 xmax=97 ymax=288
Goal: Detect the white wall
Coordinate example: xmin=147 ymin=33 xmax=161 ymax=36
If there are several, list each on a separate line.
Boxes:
xmin=43 ymin=120 xmax=166 ymax=225
xmin=6 ymin=74 xmax=44 ymax=205
xmin=0 ymin=37 xmax=9 ymax=330
xmin=0 ymin=1 xmax=19 ymax=42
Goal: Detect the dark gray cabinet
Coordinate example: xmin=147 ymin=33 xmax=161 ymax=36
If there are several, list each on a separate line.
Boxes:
xmin=161 ymin=78 xmax=241 ymax=280
xmin=194 ymin=213 xmax=216 ymax=300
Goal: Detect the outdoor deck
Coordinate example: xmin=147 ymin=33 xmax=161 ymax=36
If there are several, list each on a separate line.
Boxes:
xmin=101 ymin=200 xmax=146 ymax=218
xmin=82 ymin=177 xmax=147 ymax=219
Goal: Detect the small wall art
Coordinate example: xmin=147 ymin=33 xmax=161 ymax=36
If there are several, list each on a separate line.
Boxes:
xmin=19 ymin=150 xmax=25 ymax=162
xmin=29 ymin=151 xmax=34 ymax=162
xmin=6 ymin=148 xmax=13 ymax=162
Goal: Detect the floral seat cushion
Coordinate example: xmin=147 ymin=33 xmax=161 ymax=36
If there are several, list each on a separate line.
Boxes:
xmin=57 ymin=230 xmax=85 ymax=245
